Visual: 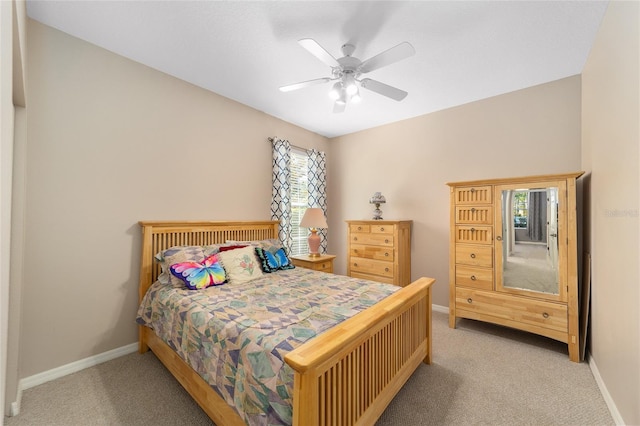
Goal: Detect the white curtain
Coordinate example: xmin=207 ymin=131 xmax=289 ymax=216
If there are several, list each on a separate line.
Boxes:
xmin=308 ymin=149 xmax=327 ymax=253
xmin=270 ymin=138 xmax=292 ymax=252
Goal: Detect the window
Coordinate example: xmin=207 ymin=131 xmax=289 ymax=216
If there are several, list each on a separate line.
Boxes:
xmin=289 ymin=148 xmax=309 ymax=255
xmin=513 ymin=191 xmax=528 ymax=228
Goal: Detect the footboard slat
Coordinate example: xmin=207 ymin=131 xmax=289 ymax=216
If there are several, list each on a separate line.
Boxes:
xmin=286 ymin=277 xmax=435 ymax=426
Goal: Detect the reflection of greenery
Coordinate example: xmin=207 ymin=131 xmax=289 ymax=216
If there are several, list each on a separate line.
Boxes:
xmin=513 ymin=191 xmax=528 ymax=228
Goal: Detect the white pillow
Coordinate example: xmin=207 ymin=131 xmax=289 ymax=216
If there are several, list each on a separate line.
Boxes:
xmin=217 ymin=245 xmax=264 ymax=284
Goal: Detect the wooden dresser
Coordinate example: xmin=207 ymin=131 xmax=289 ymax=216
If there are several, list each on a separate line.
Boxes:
xmin=346 ymin=220 xmax=412 ymax=287
xmin=447 ymin=172 xmax=583 ymax=362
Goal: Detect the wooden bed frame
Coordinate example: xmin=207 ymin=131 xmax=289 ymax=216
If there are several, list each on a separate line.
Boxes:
xmin=138 ymin=220 xmax=435 ymax=425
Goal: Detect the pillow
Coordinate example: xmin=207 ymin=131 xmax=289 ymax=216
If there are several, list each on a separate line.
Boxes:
xmin=225 ymin=239 xmax=282 ymax=250
xmin=169 ymin=254 xmax=226 ymax=290
xmin=255 ymin=246 xmax=295 ymax=273
xmin=217 ymin=245 xmax=264 ymax=284
xmin=155 ymin=245 xmax=222 ymax=285
xmin=155 ymin=245 xmax=205 ymax=273
xmin=218 ymin=245 xmax=247 ymax=252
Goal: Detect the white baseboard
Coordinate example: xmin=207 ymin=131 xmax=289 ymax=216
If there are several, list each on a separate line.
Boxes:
xmin=432 ymin=303 xmax=448 ymax=314
xmin=9 ymin=342 xmax=138 ymax=416
xmin=587 ymin=352 xmax=625 ymax=425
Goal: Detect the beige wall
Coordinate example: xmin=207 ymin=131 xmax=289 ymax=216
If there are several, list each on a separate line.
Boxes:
xmin=582 ymin=1 xmax=639 ymax=424
xmin=20 ymin=20 xmax=329 ymax=378
xmin=3 ymin=0 xmax=28 ymax=417
xmin=328 ymin=76 xmax=582 ymax=308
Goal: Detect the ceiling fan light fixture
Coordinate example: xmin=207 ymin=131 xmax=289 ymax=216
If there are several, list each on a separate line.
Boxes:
xmin=344 ymin=74 xmax=358 ymax=95
xmin=328 ymin=82 xmax=341 ymax=100
xmin=336 ymin=87 xmax=347 ymax=105
xmin=351 ymin=89 xmax=362 ymax=103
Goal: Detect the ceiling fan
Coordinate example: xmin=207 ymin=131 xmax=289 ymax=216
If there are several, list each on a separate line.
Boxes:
xmin=279 ymin=38 xmax=415 ymax=113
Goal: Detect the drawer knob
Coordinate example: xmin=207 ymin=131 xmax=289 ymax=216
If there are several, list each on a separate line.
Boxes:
xmin=385 ymin=268 xmax=389 ymax=272
xmin=471 ymin=208 xmax=476 ymax=212
xmin=357 ymin=226 xmax=362 ymax=230
xmin=496 ymin=236 xmax=503 ymax=241
xmin=354 ymin=237 xmax=358 ymax=241
xmin=380 ymin=227 xmax=385 ymax=231
xmin=467 ymin=298 xmax=473 ymax=304
xmin=384 ymin=252 xmax=389 ymax=257
xmin=470 ymin=275 xmax=476 ymax=281
xmin=354 ymin=263 xmax=358 ymax=267
xmin=470 ymin=253 xmax=476 ymax=259
xmin=470 ymin=188 xmax=476 ymax=193
xmin=470 ymin=228 xmax=476 ymax=232
xmin=542 ymin=312 xmax=550 ymax=319
xmin=322 ymin=263 xmax=326 ymax=268
xmin=385 ymin=239 xmax=389 ymax=243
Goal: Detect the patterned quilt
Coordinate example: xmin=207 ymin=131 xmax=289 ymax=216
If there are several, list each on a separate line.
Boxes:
xmin=136 ymin=267 xmax=398 ymax=425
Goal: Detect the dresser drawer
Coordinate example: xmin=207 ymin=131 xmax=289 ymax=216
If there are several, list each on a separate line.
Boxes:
xmin=455 ymin=265 xmax=493 ymax=290
xmin=455 ymin=244 xmax=493 ymax=267
xmin=350 ymin=244 xmax=394 ymax=261
xmin=455 ymin=206 xmax=493 ymax=225
xmin=455 ymin=225 xmax=493 ymax=244
xmin=456 ymin=287 xmax=568 ymax=333
xmin=350 ymin=233 xmax=394 ymax=247
xmin=350 ymin=257 xmax=394 ymax=278
xmin=454 ymin=186 xmax=492 ymax=205
xmin=350 ymin=271 xmax=395 ymax=285
xmin=370 ymin=224 xmax=394 ymax=234
xmin=349 ymin=224 xmax=370 ymax=233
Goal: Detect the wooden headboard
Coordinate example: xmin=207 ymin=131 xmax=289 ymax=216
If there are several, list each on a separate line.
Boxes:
xmin=137 ymin=221 xmax=279 ymax=302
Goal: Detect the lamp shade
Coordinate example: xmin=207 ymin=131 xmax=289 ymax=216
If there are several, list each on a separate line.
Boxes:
xmin=300 ymin=208 xmax=328 ymax=229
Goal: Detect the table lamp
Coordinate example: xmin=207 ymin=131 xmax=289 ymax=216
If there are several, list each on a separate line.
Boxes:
xmin=299 ymin=208 xmax=328 ymax=257
xmin=369 ymin=192 xmax=386 ymax=220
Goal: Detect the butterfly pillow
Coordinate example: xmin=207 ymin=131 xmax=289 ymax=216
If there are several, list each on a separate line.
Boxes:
xmin=255 ymin=247 xmax=295 ymax=273
xmin=169 ymin=254 xmax=226 ymax=290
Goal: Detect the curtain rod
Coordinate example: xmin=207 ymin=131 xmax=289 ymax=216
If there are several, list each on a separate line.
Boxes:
xmin=267 ymin=137 xmax=310 ymax=153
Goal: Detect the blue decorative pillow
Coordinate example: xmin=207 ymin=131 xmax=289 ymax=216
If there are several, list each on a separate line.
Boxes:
xmin=169 ymin=254 xmax=226 ymax=290
xmin=255 ymin=247 xmax=295 ymax=273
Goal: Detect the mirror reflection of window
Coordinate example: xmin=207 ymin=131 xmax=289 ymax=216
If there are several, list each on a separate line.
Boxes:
xmin=512 ymin=191 xmax=528 ymax=228
xmin=501 ymin=187 xmax=559 ymax=295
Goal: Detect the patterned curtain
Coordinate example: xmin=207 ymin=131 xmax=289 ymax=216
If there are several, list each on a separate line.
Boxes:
xmin=270 ymin=138 xmax=292 ymax=252
xmin=308 ymin=149 xmax=328 ymax=253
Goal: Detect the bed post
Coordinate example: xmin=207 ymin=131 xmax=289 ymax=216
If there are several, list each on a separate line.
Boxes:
xmin=138 ymin=223 xmax=153 ymax=353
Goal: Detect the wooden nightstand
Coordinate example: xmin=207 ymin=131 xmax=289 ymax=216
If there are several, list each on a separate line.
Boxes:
xmin=290 ymin=254 xmax=336 ymax=273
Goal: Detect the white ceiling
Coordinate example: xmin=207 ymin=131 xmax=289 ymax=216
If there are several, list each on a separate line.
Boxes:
xmin=26 ymin=1 xmax=608 ymax=138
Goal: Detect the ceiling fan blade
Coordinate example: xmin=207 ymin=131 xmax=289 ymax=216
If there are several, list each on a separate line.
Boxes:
xmin=358 ymin=42 xmax=415 ymax=73
xmin=298 ymin=38 xmax=340 ymax=68
xmin=333 ymin=101 xmax=346 ymax=113
xmin=279 ymin=77 xmax=331 ymax=92
xmin=360 ymin=78 xmax=408 ymax=101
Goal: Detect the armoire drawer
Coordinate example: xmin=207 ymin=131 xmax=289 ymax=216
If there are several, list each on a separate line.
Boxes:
xmin=455 ymin=205 xmax=493 ymax=224
xmin=350 ymin=244 xmax=394 ymax=261
xmin=454 ymin=186 xmax=493 ymax=205
xmin=350 ymin=257 xmax=394 ymax=278
xmin=455 ymin=225 xmax=493 ymax=244
xmin=455 ymin=265 xmax=493 ymax=290
xmin=455 ymin=244 xmax=493 ymax=267
xmin=455 ymin=288 xmax=568 ymax=333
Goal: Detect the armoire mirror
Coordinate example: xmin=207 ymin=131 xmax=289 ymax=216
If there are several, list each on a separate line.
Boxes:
xmin=495 ymin=181 xmax=567 ymax=302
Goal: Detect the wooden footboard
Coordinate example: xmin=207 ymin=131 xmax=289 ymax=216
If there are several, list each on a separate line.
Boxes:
xmin=286 ymin=277 xmax=434 ymax=425
xmin=137 ymin=221 xmax=435 ymax=425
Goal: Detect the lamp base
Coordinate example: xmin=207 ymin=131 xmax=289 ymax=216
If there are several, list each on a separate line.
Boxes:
xmin=307 ymin=229 xmax=321 ymax=257
xmin=372 ymin=203 xmax=384 ymax=220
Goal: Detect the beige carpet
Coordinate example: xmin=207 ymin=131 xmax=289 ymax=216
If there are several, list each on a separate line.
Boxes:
xmin=5 ymin=312 xmax=613 ymax=426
